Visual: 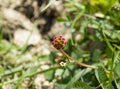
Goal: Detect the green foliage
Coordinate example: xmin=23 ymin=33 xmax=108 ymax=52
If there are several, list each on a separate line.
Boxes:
xmin=114 ymin=51 xmax=120 ymax=76
xmin=73 ymin=81 xmax=95 ymax=89
xmin=1 ymin=0 xmax=120 ymax=88
xmin=95 ymin=67 xmax=113 ymax=89
xmin=55 ymin=0 xmax=120 ymax=88
xmin=64 ymin=69 xmax=89 ymax=89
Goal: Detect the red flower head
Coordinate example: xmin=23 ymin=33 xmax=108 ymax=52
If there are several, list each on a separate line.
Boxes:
xmin=52 ymin=36 xmax=67 ymax=50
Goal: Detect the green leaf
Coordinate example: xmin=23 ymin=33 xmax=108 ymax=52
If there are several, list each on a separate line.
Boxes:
xmin=114 ymin=51 xmax=120 ymax=64
xmin=0 ymin=40 xmax=11 ymax=55
xmin=57 ymin=17 xmax=65 ymax=22
xmin=95 ymin=67 xmax=112 ymax=89
xmin=49 ymin=51 xmax=57 ymax=64
xmin=73 ymin=81 xmax=95 ymax=89
xmin=65 ymin=68 xmax=92 ymax=89
xmin=0 ymin=26 xmax=3 ymax=42
xmin=45 ymin=69 xmax=54 ymax=81
xmin=26 ymin=66 xmax=38 ymax=76
xmin=115 ymin=63 xmax=120 ymax=76
xmin=115 ymin=79 xmax=120 ymax=89
xmin=54 ymin=83 xmax=66 ymax=89
xmin=0 ymin=66 xmax=4 ymax=74
xmin=102 ymin=30 xmax=114 ymax=52
xmin=114 ymin=51 xmax=120 ymax=76
xmin=91 ymin=49 xmax=101 ymax=61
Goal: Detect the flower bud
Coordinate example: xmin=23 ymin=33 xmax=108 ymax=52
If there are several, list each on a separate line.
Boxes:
xmin=52 ymin=36 xmax=66 ymax=50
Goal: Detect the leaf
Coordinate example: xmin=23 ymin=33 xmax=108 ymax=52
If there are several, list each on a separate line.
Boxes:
xmin=0 ymin=66 xmax=4 ymax=74
xmin=45 ymin=69 xmax=54 ymax=81
xmin=65 ymin=68 xmax=92 ymax=89
xmin=102 ymin=30 xmax=114 ymax=52
xmin=114 ymin=51 xmax=120 ymax=76
xmin=73 ymin=81 xmax=95 ymax=89
xmin=114 ymin=63 xmax=120 ymax=76
xmin=26 ymin=66 xmax=38 ymax=76
xmin=71 ymin=10 xmax=84 ymax=29
xmin=95 ymin=67 xmax=112 ymax=89
xmin=49 ymin=51 xmax=57 ymax=64
xmin=71 ymin=49 xmax=82 ymax=60
xmin=91 ymin=49 xmax=101 ymax=61
xmin=0 ymin=26 xmax=3 ymax=42
xmin=54 ymin=83 xmax=66 ymax=89
xmin=57 ymin=17 xmax=65 ymax=22
xmin=115 ymin=79 xmax=120 ymax=89
xmin=0 ymin=40 xmax=11 ymax=55
xmin=114 ymin=51 xmax=120 ymax=64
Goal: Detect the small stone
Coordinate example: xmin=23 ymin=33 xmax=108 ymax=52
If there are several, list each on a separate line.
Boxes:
xmin=42 ymin=81 xmax=50 ymax=89
xmin=14 ymin=29 xmax=41 ymax=47
xmin=2 ymin=84 xmax=13 ymax=89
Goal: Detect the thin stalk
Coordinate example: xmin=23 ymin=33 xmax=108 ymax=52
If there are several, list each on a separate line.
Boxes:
xmin=60 ymin=49 xmax=96 ymax=69
xmin=0 ymin=66 xmax=61 ymax=86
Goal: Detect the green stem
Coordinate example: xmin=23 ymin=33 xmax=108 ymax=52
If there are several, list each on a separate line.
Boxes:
xmin=0 ymin=66 xmax=60 ymax=86
xmin=0 ymin=61 xmax=51 ymax=77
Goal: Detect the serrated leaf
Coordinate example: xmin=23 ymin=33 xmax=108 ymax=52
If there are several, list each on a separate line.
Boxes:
xmin=95 ymin=67 xmax=112 ymax=89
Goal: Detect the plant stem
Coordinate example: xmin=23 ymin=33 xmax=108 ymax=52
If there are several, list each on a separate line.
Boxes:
xmin=0 ymin=66 xmax=61 ymax=86
xmin=60 ymin=49 xmax=96 ymax=69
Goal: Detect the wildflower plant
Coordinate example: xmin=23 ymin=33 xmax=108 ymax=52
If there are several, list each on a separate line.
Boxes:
xmin=52 ymin=36 xmax=96 ymax=69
